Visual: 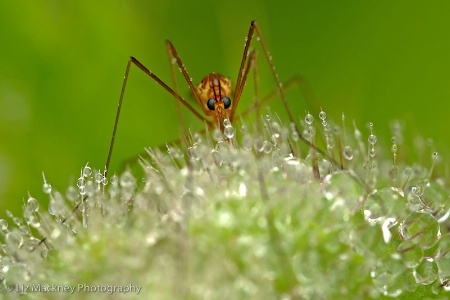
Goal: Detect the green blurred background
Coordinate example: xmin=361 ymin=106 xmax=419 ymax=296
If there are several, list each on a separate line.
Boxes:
xmin=1 ymin=1 xmax=450 ymax=217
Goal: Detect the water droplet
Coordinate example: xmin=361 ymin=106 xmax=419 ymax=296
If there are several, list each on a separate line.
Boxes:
xmin=192 ymin=132 xmax=202 ymax=144
xmin=6 ymin=230 xmax=24 ymax=248
xmin=3 ymin=262 xmax=30 ymax=283
xmin=187 ymin=145 xmax=200 ymax=160
xmin=307 ymin=127 xmax=316 ymax=138
xmin=79 ymin=186 xmax=86 ymax=196
xmin=400 ymin=211 xmax=439 ymax=249
xmin=110 ymin=175 xmax=119 ymax=185
xmin=209 ymin=149 xmax=223 ymax=166
xmin=364 ymin=187 xmax=405 ymax=223
xmin=411 ymin=185 xmax=424 ymax=198
xmin=414 ymin=257 xmax=438 ymax=285
xmin=109 ymin=185 xmax=120 ymax=198
xmin=77 ymin=177 xmax=86 ymax=188
xmin=270 ymin=134 xmax=279 ymax=147
xmin=48 ymin=200 xmax=61 ymax=216
xmin=392 ymin=144 xmax=398 ymax=153
xmin=390 ymin=165 xmax=399 ymax=179
xmin=414 ymin=181 xmax=450 ymax=219
xmin=397 ymin=240 xmax=423 ymax=268
xmin=262 ymin=141 xmax=272 ymax=154
xmin=431 ymin=277 xmax=448 ymax=294
xmin=289 ymin=122 xmax=296 ymax=131
xmin=240 ymin=124 xmax=248 ymax=133
xmin=27 ymin=214 xmax=41 ymax=228
xmin=363 ymin=161 xmax=374 ymax=171
xmin=369 ymin=147 xmax=376 ymax=158
xmin=83 ymin=164 xmax=92 ymax=177
xmin=223 ymin=118 xmax=231 ymax=127
xmin=95 ymin=172 xmax=103 ymax=183
xmin=254 ymin=137 xmax=265 ymax=152
xmin=212 ymin=128 xmax=223 ymax=141
xmin=26 ymin=197 xmax=39 ymax=212
xmin=271 ymin=121 xmax=281 ymax=134
xmin=12 ymin=216 xmax=23 ymax=227
xmin=436 ymin=233 xmax=450 ymax=282
xmin=66 ymin=186 xmax=78 ymax=202
xmin=343 ymin=146 xmax=353 ymax=160
xmin=120 ymin=171 xmax=136 ymax=188
xmin=319 ymin=110 xmax=326 ymax=120
xmin=22 ymin=237 xmax=41 ymax=252
xmin=242 ymin=134 xmax=253 ymax=151
xmin=368 ymin=134 xmax=377 ymax=145
xmin=305 ymin=154 xmax=332 ymax=181
xmin=371 ymin=256 xmax=406 ymax=297
xmin=0 ymin=219 xmax=8 ymax=231
xmin=41 ymin=172 xmax=52 ymax=194
xmin=322 ymin=171 xmax=365 ymax=218
xmin=86 ymin=180 xmax=96 ymax=195
xmin=42 ymin=182 xmax=52 ymax=194
xmin=224 ymin=125 xmax=235 ymax=139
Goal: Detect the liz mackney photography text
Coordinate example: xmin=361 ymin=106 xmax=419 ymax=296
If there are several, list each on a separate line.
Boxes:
xmin=1 ymin=283 xmax=142 ymax=295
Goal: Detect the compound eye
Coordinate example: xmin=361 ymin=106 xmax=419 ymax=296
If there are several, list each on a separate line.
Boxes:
xmin=207 ymin=98 xmax=215 ymax=110
xmin=223 ymin=96 xmax=231 ymax=109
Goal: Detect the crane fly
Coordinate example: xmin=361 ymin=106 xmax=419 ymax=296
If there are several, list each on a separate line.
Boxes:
xmin=105 ymin=20 xmax=332 ymax=177
xmin=32 ymin=22 xmax=341 ymax=251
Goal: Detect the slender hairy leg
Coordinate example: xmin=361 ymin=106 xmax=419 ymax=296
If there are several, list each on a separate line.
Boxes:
xmin=105 ymin=56 xmax=210 ymax=177
xmin=166 ymin=42 xmax=186 ymax=139
xmin=251 ymin=51 xmax=262 ymax=133
xmin=165 ymin=41 xmax=211 ymax=115
xmin=237 ymin=76 xmax=317 ymax=120
xmin=229 ymin=21 xmax=340 ymax=170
